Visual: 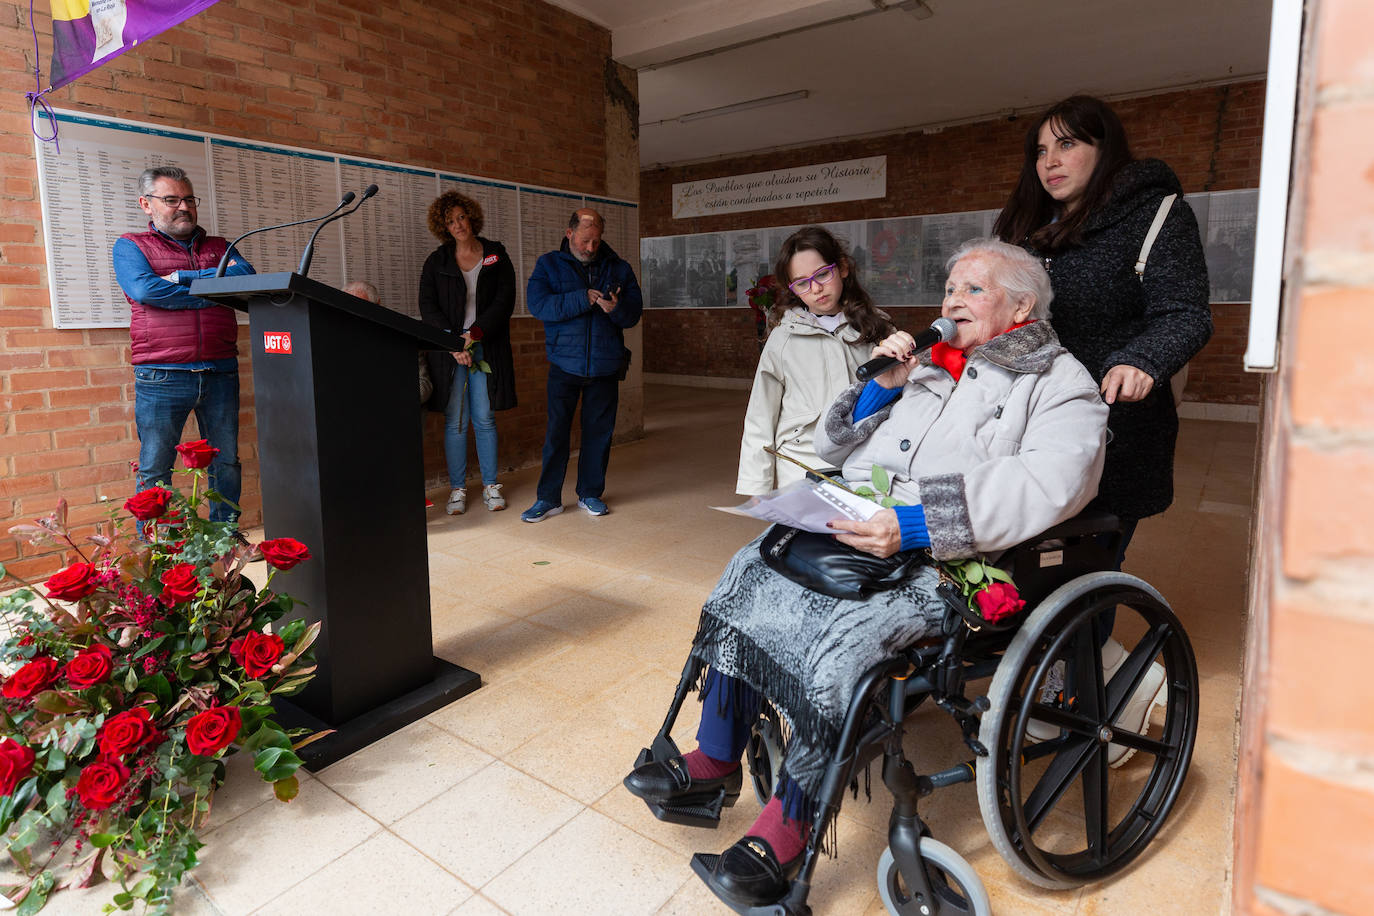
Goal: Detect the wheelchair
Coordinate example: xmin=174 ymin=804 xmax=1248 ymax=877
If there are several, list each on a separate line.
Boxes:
xmin=629 ymin=506 xmax=1199 ymax=915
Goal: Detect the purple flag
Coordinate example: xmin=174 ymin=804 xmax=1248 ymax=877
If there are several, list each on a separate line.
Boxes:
xmin=48 ymin=0 xmax=221 ymax=91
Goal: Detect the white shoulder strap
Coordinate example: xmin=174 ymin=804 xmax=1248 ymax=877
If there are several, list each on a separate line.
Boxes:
xmin=1134 ymin=193 xmax=1177 ymax=280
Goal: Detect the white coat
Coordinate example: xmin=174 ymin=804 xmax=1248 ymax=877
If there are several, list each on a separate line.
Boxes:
xmin=736 ymin=308 xmax=873 ymax=496
xmin=814 ymin=321 xmax=1108 ymax=560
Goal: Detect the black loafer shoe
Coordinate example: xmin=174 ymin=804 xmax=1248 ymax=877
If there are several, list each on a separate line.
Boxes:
xmin=623 ymin=755 xmax=742 ymax=808
xmin=708 ymin=835 xmax=801 ymax=907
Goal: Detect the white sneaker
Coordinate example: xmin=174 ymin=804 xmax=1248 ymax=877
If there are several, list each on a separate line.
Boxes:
xmin=1101 ymin=638 xmax=1168 ymax=767
xmin=1025 ymin=660 xmax=1065 ymax=742
xmin=446 ymin=488 xmax=466 ymax=515
xmin=482 ymin=484 xmax=506 ymax=511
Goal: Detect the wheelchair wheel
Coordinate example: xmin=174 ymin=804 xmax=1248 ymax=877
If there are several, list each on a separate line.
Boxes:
xmin=877 ymin=839 xmax=991 ymax=916
xmin=975 ymin=571 xmax=1198 ymax=889
xmin=746 ymin=707 xmax=785 ymax=806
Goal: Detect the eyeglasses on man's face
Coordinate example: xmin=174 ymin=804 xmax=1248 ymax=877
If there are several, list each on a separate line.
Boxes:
xmin=788 ymin=263 xmax=838 ymax=295
xmin=149 ymin=195 xmax=200 ymax=208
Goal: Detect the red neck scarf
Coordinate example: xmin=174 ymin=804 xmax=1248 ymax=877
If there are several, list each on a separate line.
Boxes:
xmin=930 ymin=320 xmax=1034 ymax=381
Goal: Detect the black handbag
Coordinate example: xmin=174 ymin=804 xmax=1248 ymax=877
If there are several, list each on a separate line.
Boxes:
xmin=759 ymin=524 xmax=929 ymax=601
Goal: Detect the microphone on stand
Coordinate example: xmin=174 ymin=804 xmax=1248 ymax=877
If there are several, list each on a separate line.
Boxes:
xmin=214 ymin=191 xmax=356 ymax=278
xmin=855 ymin=317 xmax=958 ymax=382
xmin=298 ymin=184 xmax=379 ymax=277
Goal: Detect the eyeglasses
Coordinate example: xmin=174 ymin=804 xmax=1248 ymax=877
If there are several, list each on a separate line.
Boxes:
xmin=149 ymin=195 xmax=199 ymax=208
xmin=788 ymin=263 xmax=838 ymax=295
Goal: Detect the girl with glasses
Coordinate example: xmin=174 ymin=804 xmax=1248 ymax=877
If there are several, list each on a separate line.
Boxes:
xmin=736 ymin=226 xmax=894 ymax=496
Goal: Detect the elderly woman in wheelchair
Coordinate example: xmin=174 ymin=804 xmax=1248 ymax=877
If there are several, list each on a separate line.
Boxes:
xmin=624 ymin=238 xmax=1200 ymax=915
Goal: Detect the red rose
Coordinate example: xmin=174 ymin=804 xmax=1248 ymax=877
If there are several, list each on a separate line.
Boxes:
xmin=175 ymin=439 xmax=219 ymax=470
xmin=124 ymin=487 xmax=172 ymax=521
xmin=467 ymin=326 xmax=484 ymax=342
xmin=185 ymin=706 xmax=241 ymax=756
xmin=1 ymin=657 xmax=61 ymax=700
xmin=974 ymin=581 xmax=1027 ymax=623
xmin=0 ymin=738 xmax=36 ymax=796
xmin=159 ymin=563 xmax=201 ymax=605
xmin=43 ymin=562 xmax=99 ymax=602
xmin=98 ymin=708 xmax=161 ymax=758
xmin=76 ymin=757 xmax=131 ymax=811
xmin=64 ymin=643 xmax=114 ymax=690
xmin=230 ymin=631 xmax=285 ymax=678
xmin=258 ymin=538 xmax=311 ymax=571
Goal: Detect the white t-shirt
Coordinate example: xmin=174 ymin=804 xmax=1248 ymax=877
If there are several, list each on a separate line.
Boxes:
xmin=812 ymin=311 xmax=846 ymax=333
xmin=461 ymin=263 xmax=480 ymax=330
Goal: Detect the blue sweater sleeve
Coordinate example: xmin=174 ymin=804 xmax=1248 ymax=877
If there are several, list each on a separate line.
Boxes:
xmin=113 ymin=240 xmax=252 ymax=310
xmin=853 ymin=379 xmax=901 ymax=421
xmin=894 ymin=504 xmax=931 ymax=551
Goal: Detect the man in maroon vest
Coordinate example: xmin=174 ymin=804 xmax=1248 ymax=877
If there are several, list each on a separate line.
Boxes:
xmin=113 ymin=166 xmax=255 ymax=524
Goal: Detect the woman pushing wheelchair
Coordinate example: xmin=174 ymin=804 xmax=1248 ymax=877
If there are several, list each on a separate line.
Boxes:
xmin=624 ymin=238 xmax=1110 ymax=909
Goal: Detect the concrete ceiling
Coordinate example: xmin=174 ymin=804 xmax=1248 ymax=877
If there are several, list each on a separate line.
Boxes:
xmin=546 ymin=0 xmax=1273 ymax=168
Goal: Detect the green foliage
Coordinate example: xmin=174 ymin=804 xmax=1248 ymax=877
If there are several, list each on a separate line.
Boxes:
xmin=0 ymin=470 xmax=321 ymax=913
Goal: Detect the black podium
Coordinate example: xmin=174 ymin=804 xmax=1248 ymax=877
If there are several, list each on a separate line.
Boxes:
xmin=192 ymin=272 xmax=480 ymax=769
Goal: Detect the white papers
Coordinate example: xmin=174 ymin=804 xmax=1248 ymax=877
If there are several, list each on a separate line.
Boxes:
xmin=714 ymin=479 xmax=882 ymax=534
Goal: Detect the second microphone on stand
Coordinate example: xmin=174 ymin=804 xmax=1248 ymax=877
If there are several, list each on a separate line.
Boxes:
xmin=855 ymin=317 xmax=958 ymax=382
xmin=298 ymin=184 xmax=380 ymax=277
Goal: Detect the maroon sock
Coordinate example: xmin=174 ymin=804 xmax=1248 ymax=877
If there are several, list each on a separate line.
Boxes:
xmin=745 ymin=796 xmax=809 ymax=863
xmin=683 ymin=748 xmax=739 ymax=780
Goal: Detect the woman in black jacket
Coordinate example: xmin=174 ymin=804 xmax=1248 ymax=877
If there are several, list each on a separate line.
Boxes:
xmin=994 ymin=96 xmax=1210 ymax=765
xmin=994 ymin=95 xmax=1212 ymax=553
xmin=419 ymin=191 xmax=517 ymax=515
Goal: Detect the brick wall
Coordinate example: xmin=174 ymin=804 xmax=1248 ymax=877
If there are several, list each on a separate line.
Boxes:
xmin=0 ymin=0 xmax=634 ymax=581
xmin=1234 ymin=2 xmax=1374 ymax=913
xmin=638 ymin=82 xmax=1265 ymax=407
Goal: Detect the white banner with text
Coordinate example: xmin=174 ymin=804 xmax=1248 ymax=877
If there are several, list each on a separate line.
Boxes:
xmin=672 ymin=156 xmax=886 ymax=219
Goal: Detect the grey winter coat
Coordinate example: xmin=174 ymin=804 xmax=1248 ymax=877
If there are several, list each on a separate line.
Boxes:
xmin=1031 ymin=159 xmax=1212 ymax=520
xmin=814 ymin=321 xmax=1108 ymax=561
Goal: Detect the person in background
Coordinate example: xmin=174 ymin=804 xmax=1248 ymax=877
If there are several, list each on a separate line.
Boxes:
xmin=993 ymin=95 xmax=1212 ymax=761
xmin=418 ymin=191 xmax=518 ymax=515
xmin=736 ymin=226 xmax=894 ymax=496
xmin=113 ymin=165 xmax=255 ymax=524
xmin=522 ymin=208 xmax=643 ymax=522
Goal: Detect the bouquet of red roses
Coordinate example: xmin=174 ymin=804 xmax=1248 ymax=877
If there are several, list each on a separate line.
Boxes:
xmin=0 ymin=441 xmax=320 ymax=913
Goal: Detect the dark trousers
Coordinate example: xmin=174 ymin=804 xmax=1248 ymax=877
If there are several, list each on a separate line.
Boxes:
xmin=536 ymin=364 xmax=619 ymax=504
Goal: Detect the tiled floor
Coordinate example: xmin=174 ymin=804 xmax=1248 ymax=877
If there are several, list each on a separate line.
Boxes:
xmin=40 ymin=384 xmax=1257 ymax=915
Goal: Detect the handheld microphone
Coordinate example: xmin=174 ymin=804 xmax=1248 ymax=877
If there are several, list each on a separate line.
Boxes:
xmin=855 ymin=317 xmax=958 ymax=382
xmin=214 ymin=191 xmax=356 ymax=278
xmin=298 ymin=184 xmax=379 ymax=277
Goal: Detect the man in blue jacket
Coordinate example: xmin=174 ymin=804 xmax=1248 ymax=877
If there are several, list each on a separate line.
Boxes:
xmin=522 ymin=208 xmax=643 ymax=521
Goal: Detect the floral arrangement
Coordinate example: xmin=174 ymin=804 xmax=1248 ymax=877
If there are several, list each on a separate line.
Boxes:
xmin=745 ymin=275 xmax=776 ymax=338
xmin=0 ymin=440 xmax=320 ymax=913
xmin=853 ymin=466 xmax=1025 ymax=625
xmin=463 ymin=327 xmax=491 ymax=375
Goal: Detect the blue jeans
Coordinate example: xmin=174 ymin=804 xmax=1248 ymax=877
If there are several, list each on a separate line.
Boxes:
xmin=134 ymin=366 xmax=241 ymax=523
xmin=537 ymin=365 xmax=619 ymax=504
xmin=444 ymin=366 xmax=499 ymax=488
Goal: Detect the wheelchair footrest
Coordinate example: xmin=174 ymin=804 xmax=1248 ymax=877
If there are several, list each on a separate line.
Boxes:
xmin=631 ymin=745 xmax=731 ymax=828
xmin=690 ymin=853 xmax=806 ymax=916
xmin=644 ymin=791 xmax=729 ymax=828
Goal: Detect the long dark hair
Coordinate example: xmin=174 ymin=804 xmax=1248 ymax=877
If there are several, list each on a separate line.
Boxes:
xmin=992 ymin=96 xmax=1134 ymax=252
xmin=771 ymin=226 xmax=893 ymax=344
